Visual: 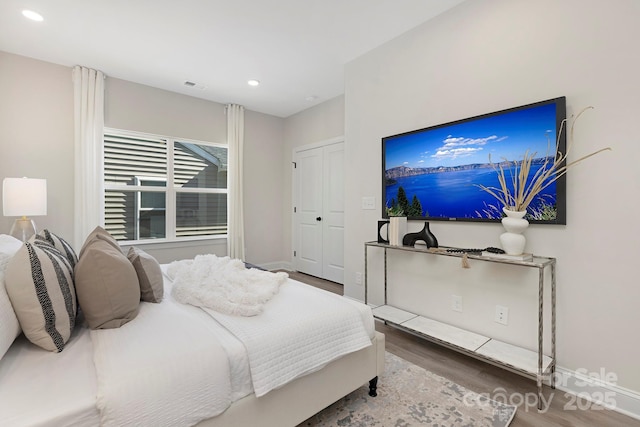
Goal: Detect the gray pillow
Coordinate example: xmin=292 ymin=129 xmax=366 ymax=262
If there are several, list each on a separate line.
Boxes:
xmin=78 ymin=226 xmax=121 ymax=259
xmin=75 ymin=238 xmax=140 ymax=329
xmin=5 ymin=241 xmax=77 ymax=352
xmin=127 ymin=247 xmax=164 ymax=303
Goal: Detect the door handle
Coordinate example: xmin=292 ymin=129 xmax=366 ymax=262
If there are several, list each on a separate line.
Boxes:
xmin=316 ymin=217 xmax=322 ymax=221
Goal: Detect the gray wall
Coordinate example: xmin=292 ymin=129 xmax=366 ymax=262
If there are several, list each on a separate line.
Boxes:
xmin=0 ymin=52 xmax=74 ymax=240
xmin=244 ymin=109 xmax=285 ymax=268
xmin=0 ymin=51 xmax=287 ymax=265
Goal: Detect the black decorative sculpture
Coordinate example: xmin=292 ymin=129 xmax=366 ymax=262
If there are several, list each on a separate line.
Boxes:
xmin=377 ymin=220 xmax=390 ymax=244
xmin=402 ymin=222 xmax=438 ymax=248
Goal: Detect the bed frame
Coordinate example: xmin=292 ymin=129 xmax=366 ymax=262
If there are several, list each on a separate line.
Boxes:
xmin=198 ymin=331 xmax=385 ymax=427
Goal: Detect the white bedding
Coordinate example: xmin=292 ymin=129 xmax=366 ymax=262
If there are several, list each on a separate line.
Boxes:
xmin=0 ymin=279 xmax=253 ymax=427
xmin=90 ymin=293 xmax=233 ymax=427
xmin=202 ymin=279 xmax=373 ymax=397
xmin=0 ymin=266 xmax=376 ymax=427
xmin=0 ymin=325 xmax=99 ymax=427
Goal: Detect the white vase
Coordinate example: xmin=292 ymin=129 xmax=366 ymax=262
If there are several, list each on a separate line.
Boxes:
xmin=499 ymin=208 xmax=529 ymax=255
xmin=388 ymin=216 xmax=407 ymax=246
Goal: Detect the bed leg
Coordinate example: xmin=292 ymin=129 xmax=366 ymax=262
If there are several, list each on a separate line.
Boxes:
xmin=368 ymin=376 xmax=378 ymax=397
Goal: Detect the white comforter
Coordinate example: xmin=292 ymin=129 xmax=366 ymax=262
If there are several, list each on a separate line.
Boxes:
xmin=91 ymin=294 xmax=233 ymax=427
xmin=202 ymin=279 xmax=373 ymax=397
xmin=89 ymin=266 xmax=374 ymax=426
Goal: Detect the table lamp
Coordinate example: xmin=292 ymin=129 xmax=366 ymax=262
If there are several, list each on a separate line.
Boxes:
xmin=2 ymin=177 xmax=47 ymax=241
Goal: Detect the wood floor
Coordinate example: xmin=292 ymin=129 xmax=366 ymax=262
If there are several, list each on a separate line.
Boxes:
xmin=287 ymin=270 xmax=640 ymax=427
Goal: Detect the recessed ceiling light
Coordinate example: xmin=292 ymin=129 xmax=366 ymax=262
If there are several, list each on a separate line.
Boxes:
xmin=247 ymin=79 xmax=260 ymax=87
xmin=305 ymin=95 xmax=318 ymax=102
xmin=22 ymin=10 xmax=44 ymax=22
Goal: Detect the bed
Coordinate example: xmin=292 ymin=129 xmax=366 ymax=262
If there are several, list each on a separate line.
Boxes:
xmin=0 ymin=231 xmax=385 ymax=427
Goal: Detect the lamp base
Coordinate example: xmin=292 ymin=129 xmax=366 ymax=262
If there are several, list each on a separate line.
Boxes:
xmin=9 ymin=218 xmax=37 ymax=242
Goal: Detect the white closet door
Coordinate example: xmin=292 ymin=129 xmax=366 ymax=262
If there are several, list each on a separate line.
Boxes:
xmin=321 ymin=143 xmax=344 ymax=284
xmin=294 ymin=146 xmax=324 ymax=278
xmin=293 ymin=141 xmax=344 ymax=284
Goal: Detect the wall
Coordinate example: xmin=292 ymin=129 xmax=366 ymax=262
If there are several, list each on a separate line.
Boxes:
xmin=343 ymin=0 xmax=640 ymax=402
xmin=244 ymin=109 xmax=285 ymax=268
xmin=1 ymin=52 xmax=288 ymax=266
xmin=282 ymin=95 xmax=345 ymax=267
xmin=105 ymin=78 xmax=227 ymax=143
xmin=0 ymin=52 xmax=74 ymax=239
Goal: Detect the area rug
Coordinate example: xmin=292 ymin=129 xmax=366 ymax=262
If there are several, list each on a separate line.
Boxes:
xmin=300 ymin=352 xmax=516 ymax=427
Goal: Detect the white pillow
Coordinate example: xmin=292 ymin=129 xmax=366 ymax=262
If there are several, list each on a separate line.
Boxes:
xmin=0 ymin=272 xmax=21 ymax=360
xmin=0 ymin=234 xmax=23 ymax=257
xmin=0 ymin=235 xmax=23 ymax=360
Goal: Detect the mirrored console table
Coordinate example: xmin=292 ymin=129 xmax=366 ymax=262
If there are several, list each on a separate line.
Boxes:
xmin=364 ymin=241 xmax=556 ymax=410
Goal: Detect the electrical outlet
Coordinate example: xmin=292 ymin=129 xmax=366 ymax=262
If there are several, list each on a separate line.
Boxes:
xmin=451 ymin=295 xmax=462 ymax=312
xmin=495 ymin=305 xmax=509 ymax=325
xmin=355 ymin=272 xmax=363 ymax=285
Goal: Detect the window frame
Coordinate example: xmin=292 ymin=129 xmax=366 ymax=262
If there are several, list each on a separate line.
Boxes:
xmin=103 ymin=127 xmax=228 ymax=245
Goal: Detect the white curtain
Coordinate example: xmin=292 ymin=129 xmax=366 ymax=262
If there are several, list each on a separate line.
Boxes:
xmin=227 ymin=104 xmax=245 ymax=260
xmin=72 ymin=66 xmax=105 ymax=250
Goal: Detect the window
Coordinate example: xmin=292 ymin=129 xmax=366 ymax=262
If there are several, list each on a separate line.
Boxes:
xmin=104 ymin=129 xmax=228 ymax=242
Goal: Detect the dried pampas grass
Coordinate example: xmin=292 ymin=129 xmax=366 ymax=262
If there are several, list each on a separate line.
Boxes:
xmin=476 ymin=106 xmax=611 ymax=212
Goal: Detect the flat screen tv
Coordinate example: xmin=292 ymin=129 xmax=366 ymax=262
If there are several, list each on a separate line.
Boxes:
xmin=382 ymin=96 xmax=567 ymax=224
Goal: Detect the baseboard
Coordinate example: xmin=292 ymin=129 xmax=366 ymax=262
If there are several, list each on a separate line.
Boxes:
xmin=554 ymin=366 xmax=640 ymax=420
xmin=258 ymin=260 xmax=293 ymax=271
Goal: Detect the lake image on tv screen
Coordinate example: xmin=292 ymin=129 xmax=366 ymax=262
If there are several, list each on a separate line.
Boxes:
xmin=384 ymin=103 xmax=559 ymax=220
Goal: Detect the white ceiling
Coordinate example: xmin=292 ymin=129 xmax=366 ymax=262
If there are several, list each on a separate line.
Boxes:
xmin=0 ymin=0 xmax=465 ymax=118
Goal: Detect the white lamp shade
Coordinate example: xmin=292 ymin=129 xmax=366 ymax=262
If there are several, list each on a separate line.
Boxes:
xmin=2 ymin=177 xmax=47 ymax=217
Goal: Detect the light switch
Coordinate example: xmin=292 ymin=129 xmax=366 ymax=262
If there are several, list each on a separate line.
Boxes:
xmin=361 ymin=196 xmax=376 ymax=210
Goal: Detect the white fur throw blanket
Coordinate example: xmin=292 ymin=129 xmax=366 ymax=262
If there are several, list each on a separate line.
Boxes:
xmin=167 ymin=255 xmax=288 ymax=316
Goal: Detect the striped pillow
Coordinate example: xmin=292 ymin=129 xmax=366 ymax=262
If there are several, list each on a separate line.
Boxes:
xmin=33 ymin=229 xmax=78 ymax=270
xmin=5 ymin=240 xmax=77 ymax=352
